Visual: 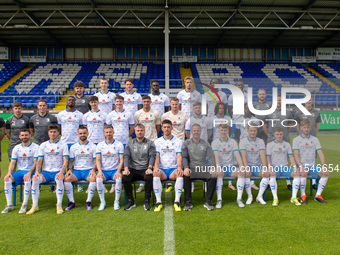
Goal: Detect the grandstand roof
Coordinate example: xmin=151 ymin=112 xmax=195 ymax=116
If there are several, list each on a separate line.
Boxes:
xmin=0 ymin=0 xmax=339 ymax=48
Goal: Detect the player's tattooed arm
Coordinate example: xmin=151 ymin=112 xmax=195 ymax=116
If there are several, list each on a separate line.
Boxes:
xmin=60 ymin=156 xmax=68 ymax=174
xmin=36 ymin=157 xmax=43 ymax=173
xmin=68 ymin=159 xmax=74 ymax=171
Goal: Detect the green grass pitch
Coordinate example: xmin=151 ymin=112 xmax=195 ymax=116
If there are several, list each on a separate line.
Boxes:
xmin=0 ymin=132 xmax=339 ymax=254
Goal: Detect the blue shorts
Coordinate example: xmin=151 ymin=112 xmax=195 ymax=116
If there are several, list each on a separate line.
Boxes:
xmin=304 ymin=165 xmax=322 ymax=179
xmin=12 ymin=170 xmax=35 ymax=186
xmin=102 ymin=170 xmax=117 ymax=181
xmin=73 ymin=169 xmax=91 ymax=181
xmin=67 ymin=144 xmax=73 ymax=149
xmin=41 ymin=171 xmax=60 ymax=183
xmin=272 ymin=166 xmax=293 ymax=179
xmin=248 ymin=165 xmax=262 ymax=177
xmin=221 ymin=166 xmax=236 ymax=177
xmin=161 ymin=168 xmax=176 ymax=179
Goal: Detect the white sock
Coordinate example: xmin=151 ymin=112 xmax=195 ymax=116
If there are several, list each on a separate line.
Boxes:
xmin=312 ymin=179 xmax=316 ymax=185
xmin=4 ymin=179 xmax=13 ymax=206
xmin=300 ymin=177 xmax=307 ymax=197
xmin=236 ymin=177 xmax=245 ymax=200
xmin=86 ymin=182 xmax=96 ymax=202
xmin=286 ymin=179 xmax=291 ymax=185
xmin=216 ymin=177 xmax=223 ymax=201
xmin=55 ymin=179 xmax=64 ymax=206
xmin=257 ymin=178 xmax=269 ymax=198
xmin=174 ymin=177 xmax=183 ymax=203
xmin=32 ymin=176 xmax=43 ymax=206
xmin=96 ymin=177 xmax=105 ymax=203
xmin=115 ymin=178 xmax=122 ymax=202
xmin=292 ymin=177 xmax=300 ymax=199
xmin=316 ymin=177 xmax=328 ymax=196
xmin=64 ymin=182 xmax=74 ymax=203
xmin=245 ymin=178 xmax=252 ymax=198
xmin=269 ymin=177 xmax=278 ymax=199
xmin=23 ymin=180 xmax=31 ymax=205
xmin=153 ymin=177 xmax=162 ymax=203
xmin=228 ymin=181 xmax=232 ymax=186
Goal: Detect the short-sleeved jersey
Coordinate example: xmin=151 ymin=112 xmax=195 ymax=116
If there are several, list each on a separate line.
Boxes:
xmin=69 ymin=141 xmax=96 ymax=170
xmin=134 ymin=108 xmax=161 ymax=141
xmin=120 ymin=91 xmax=142 ymax=116
xmin=106 ymin=109 xmax=134 ymax=145
xmin=239 ymin=137 xmax=265 ymax=166
xmin=75 ymin=94 xmax=90 ymax=114
xmin=227 ymin=91 xmax=248 ymax=107
xmin=236 ymin=115 xmax=261 ymax=140
xmin=266 ymin=140 xmax=293 ymax=167
xmin=149 ymin=93 xmax=170 ymax=116
xmin=11 ymin=142 xmax=39 ymax=171
xmin=94 ymin=91 xmax=116 ymax=114
xmin=187 ymin=115 xmax=213 ymax=141
xmin=253 ymin=100 xmax=272 ymax=122
xmin=211 ymin=115 xmax=232 ymax=140
xmin=6 ymin=115 xmax=30 ymax=146
xmin=177 ymin=89 xmax=202 ymax=117
xmin=266 ymin=109 xmax=293 ymax=143
xmin=38 ymin=140 xmax=69 ymax=172
xmin=292 ymin=135 xmax=322 ymax=166
xmin=294 ymin=108 xmax=321 ymax=137
xmin=57 ymin=109 xmax=84 ymax=145
xmin=161 ymin=110 xmax=189 ymax=141
xmin=205 ymin=90 xmax=228 ymax=118
xmin=29 ymin=113 xmax=58 ymax=145
xmin=83 ymin=110 xmax=107 ymax=144
xmin=96 ymin=140 xmax=124 ymax=171
xmin=155 ymin=136 xmax=182 ymax=170
xmin=212 ymin=138 xmax=238 ymax=166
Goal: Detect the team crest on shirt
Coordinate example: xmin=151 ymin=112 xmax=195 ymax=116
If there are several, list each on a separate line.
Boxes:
xmin=21 ymin=120 xmax=25 ymax=124
xmin=82 ymin=100 xmax=85 ymax=103
xmin=46 ymin=118 xmax=50 ymax=122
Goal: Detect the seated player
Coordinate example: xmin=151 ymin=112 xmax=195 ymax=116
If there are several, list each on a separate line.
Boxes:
xmin=96 ymin=125 xmax=124 ymax=211
xmin=64 ymin=126 xmax=97 ymax=210
xmin=2 ymin=129 xmax=39 ymax=214
xmin=292 ymin=119 xmax=329 ymax=204
xmin=27 ymin=124 xmax=69 ymax=215
xmin=264 ymin=127 xmax=300 ymax=206
xmin=212 ymin=124 xmax=244 ymax=209
xmin=238 ymin=125 xmax=267 ymax=207
xmin=153 ymin=120 xmax=184 ymax=212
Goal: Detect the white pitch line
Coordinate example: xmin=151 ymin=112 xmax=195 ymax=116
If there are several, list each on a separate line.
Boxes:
xmin=164 ymin=191 xmax=175 ymax=255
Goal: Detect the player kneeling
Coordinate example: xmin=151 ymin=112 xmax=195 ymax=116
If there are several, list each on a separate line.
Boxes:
xmin=27 ymin=124 xmax=69 ymax=215
xmin=264 ymin=127 xmax=300 ymax=206
xmin=96 ymin=125 xmax=124 ymax=211
xmin=153 ymin=120 xmax=184 ymax=212
xmin=64 ymin=127 xmax=97 ymax=210
xmin=292 ymin=120 xmax=329 ymax=204
xmin=238 ymin=126 xmax=267 ymax=207
xmin=212 ymin=124 xmax=244 ymax=209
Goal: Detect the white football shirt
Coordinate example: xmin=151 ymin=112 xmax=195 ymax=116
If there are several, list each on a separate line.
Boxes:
xmin=69 ymin=141 xmax=96 ymax=170
xmin=177 ymin=89 xmax=202 ymax=117
xmin=38 ymin=140 xmax=69 ymax=172
xmin=149 ymin=93 xmax=170 ymax=116
xmin=57 ymin=109 xmax=84 ymax=145
xmin=187 ymin=115 xmax=213 ymax=141
xmin=96 ymin=140 xmax=124 ymax=171
xmin=120 ymin=91 xmax=142 ymax=117
xmin=94 ymin=91 xmax=116 ymax=114
xmin=155 ymin=136 xmax=182 ymax=169
xmin=292 ymin=135 xmax=322 ymax=166
xmin=83 ymin=110 xmax=107 ymax=144
xmin=106 ymin=109 xmax=134 ymax=145
xmin=11 ymin=142 xmax=39 ymax=171
xmin=211 ymin=115 xmax=232 ymax=140
xmin=239 ymin=137 xmax=265 ymax=166
xmin=236 ymin=115 xmax=261 ymax=140
xmin=212 ymin=138 xmax=238 ymax=167
xmin=266 ymin=140 xmax=293 ymax=167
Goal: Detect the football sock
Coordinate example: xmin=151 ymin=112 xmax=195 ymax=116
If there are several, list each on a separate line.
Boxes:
xmin=174 ymin=177 xmax=183 ymax=203
xmin=23 ymin=180 xmax=32 ymax=205
xmin=32 ymin=175 xmax=42 ymax=206
xmin=316 ymin=177 xmax=328 ymax=196
xmin=96 ymin=177 xmax=105 ymax=203
xmin=216 ymin=177 xmax=223 ymax=201
xmin=300 ymin=177 xmax=307 ymax=197
xmin=55 ymin=179 xmax=64 ymax=206
xmin=86 ymin=182 xmax=96 ymax=202
xmin=4 ymin=179 xmax=13 ymax=206
xmin=269 ymin=176 xmax=278 ymax=200
xmin=64 ymin=182 xmax=74 ymax=203
xmin=292 ymin=177 xmax=300 ymax=199
xmin=237 ymin=177 xmax=245 ymax=200
xmin=153 ymin=177 xmax=162 ymax=204
xmin=258 ymin=177 xmax=269 ymax=198
xmin=115 ymin=177 xmax=122 ymax=202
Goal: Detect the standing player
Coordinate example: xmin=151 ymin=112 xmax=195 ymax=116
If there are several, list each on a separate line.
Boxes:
xmin=64 ymin=126 xmax=97 ymax=210
xmin=149 ymin=80 xmax=170 ymax=117
xmin=6 ymin=102 xmax=30 ymax=159
xmin=236 ymin=104 xmax=261 ymax=142
xmin=74 ymin=81 xmax=90 ymax=114
xmin=83 ymin=96 xmax=107 ymax=145
xmin=227 ymin=80 xmax=248 ymax=118
xmin=205 ymin=78 xmax=228 ymax=118
xmin=57 ymin=96 xmax=84 ymax=149
xmin=106 ymin=95 xmax=135 ymax=147
xmin=153 ymin=120 xmax=183 ymax=212
xmin=185 ymin=102 xmax=212 ymax=142
xmin=2 ymin=129 xmax=39 ymax=214
xmin=177 ymin=76 xmax=202 ymax=117
xmin=263 ymin=94 xmax=294 ymax=190
xmin=265 ymin=128 xmax=300 ymax=206
xmin=294 ymin=98 xmax=321 ymax=190
xmin=95 ymin=125 xmax=124 ymax=211
xmin=182 ymin=124 xmax=217 ymax=211
xmin=122 ymin=124 xmax=155 ymax=211
xmin=292 ymin=119 xmax=329 ymax=204
xmin=239 ymin=125 xmax=267 ymax=207
xmin=212 ymin=124 xmax=244 ymax=208
xmin=134 ymin=95 xmax=161 ymax=142
xmin=94 ymin=78 xmax=116 ymax=114
xmin=253 ymin=88 xmax=272 ymax=144
xmin=26 ymin=124 xmax=69 ymax=215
